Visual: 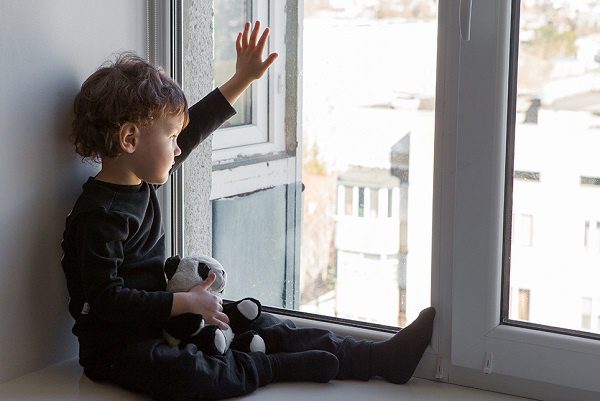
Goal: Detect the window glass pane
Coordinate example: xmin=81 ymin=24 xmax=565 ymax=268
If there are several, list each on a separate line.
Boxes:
xmin=300 ymin=0 xmax=437 ymax=327
xmin=213 ymin=0 xmax=252 ymax=127
xmin=507 ymin=0 xmax=600 ymax=334
xmin=357 ymin=187 xmax=365 ymax=218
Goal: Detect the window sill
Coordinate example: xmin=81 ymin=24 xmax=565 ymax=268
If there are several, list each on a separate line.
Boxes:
xmin=0 ymin=358 xmax=531 ymax=401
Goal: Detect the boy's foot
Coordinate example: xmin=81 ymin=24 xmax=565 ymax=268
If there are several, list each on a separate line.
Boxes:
xmin=371 ymin=307 xmax=436 ymax=384
xmin=268 ymin=350 xmax=339 ymax=383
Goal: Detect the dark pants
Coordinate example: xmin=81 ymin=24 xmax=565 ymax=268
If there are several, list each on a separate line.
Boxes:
xmin=97 ymin=313 xmax=372 ymax=401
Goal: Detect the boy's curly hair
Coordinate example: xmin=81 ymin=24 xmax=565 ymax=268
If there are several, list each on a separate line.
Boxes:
xmin=71 ymin=52 xmax=189 ymax=162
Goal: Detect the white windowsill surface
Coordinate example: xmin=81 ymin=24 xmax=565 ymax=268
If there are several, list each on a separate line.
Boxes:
xmin=0 ymin=358 xmax=533 ymax=401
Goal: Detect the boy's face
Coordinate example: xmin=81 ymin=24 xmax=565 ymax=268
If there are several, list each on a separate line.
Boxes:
xmin=132 ymin=113 xmax=184 ymax=185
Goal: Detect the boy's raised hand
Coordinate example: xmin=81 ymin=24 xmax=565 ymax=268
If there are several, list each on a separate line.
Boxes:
xmin=219 ymin=21 xmax=278 ymax=106
xmin=236 ymin=21 xmax=278 ymax=81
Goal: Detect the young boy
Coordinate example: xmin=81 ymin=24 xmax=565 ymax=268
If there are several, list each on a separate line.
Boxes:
xmin=61 ymin=21 xmax=435 ymax=401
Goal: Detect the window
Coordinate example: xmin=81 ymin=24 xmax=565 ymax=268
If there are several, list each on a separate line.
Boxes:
xmin=369 ymin=187 xmax=379 ymax=218
xmin=298 ymin=0 xmax=436 ymax=329
xmin=581 ymin=176 xmax=600 ymax=187
xmin=583 ymin=220 xmax=600 ymax=251
xmin=357 ymin=187 xmax=365 ymax=218
xmin=211 ymin=0 xmax=269 ymax=154
xmin=505 ymin=0 xmax=600 ymax=337
xmin=512 ymin=213 xmax=533 ymax=247
xmin=514 ymin=170 xmax=539 ymax=182
xmin=342 ymin=185 xmax=353 ymax=215
xmin=209 ymin=0 xmax=289 ymax=200
xmin=213 ymin=0 xmax=253 ymax=128
xmin=175 ymin=1 xmax=600 ymax=398
xmin=518 ymin=289 xmax=530 ymax=321
xmin=451 ymin=0 xmax=600 ymax=396
xmin=582 ymin=297 xmax=592 ymax=331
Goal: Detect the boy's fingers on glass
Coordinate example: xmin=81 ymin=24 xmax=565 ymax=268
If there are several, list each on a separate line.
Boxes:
xmin=260 ymin=53 xmax=278 ymax=76
xmin=236 ymin=32 xmax=243 ymax=53
xmin=256 ymin=27 xmax=270 ymax=55
xmin=242 ymin=22 xmax=251 ymax=47
xmin=250 ymin=20 xmax=260 ymax=47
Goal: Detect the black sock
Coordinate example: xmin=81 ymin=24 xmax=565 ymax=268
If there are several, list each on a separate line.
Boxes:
xmin=371 ymin=307 xmax=436 ymax=384
xmin=268 ymin=350 xmax=339 ymax=383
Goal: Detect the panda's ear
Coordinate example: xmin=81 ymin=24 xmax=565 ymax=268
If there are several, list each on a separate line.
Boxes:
xmin=197 ymin=262 xmax=211 ymax=281
xmin=164 ymin=255 xmax=181 ymax=280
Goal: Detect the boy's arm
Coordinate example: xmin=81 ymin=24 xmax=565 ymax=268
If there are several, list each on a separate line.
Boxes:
xmin=171 ymin=88 xmax=236 ymax=172
xmin=74 ymin=209 xmax=229 ymax=329
xmin=75 ymin=210 xmax=172 ymax=327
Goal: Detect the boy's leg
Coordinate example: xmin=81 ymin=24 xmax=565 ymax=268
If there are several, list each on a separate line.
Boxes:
xmin=104 ymin=338 xmax=338 ymax=401
xmin=249 ymin=307 xmax=436 ymax=383
xmin=249 ymin=314 xmax=372 ymax=380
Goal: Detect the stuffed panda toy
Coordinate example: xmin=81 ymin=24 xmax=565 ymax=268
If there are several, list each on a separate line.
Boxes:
xmin=163 ymin=255 xmax=266 ymax=355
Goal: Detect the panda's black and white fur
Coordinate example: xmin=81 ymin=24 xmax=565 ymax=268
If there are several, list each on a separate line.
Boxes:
xmin=163 ymin=255 xmax=266 ymax=355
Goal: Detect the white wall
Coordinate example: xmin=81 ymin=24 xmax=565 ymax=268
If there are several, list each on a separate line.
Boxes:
xmin=0 ymin=0 xmax=148 ymax=383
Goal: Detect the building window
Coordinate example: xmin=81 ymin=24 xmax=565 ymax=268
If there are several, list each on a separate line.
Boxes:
xmin=581 ymin=176 xmax=600 ymax=187
xmin=357 ymin=187 xmax=365 ymax=217
xmin=583 ymin=220 xmax=600 ymax=252
xmin=582 ymin=297 xmax=593 ymax=330
xmin=518 ymin=289 xmax=530 ymax=321
xmin=514 ymin=170 xmax=540 ymax=182
xmin=370 ymin=187 xmax=379 ymax=218
xmin=344 ymin=185 xmax=353 ymax=215
xmin=513 ymin=213 xmax=533 ymax=247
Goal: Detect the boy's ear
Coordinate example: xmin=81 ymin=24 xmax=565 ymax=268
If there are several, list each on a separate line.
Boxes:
xmin=119 ymin=122 xmax=140 ymax=154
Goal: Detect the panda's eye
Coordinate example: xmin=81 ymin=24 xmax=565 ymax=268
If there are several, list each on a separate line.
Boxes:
xmin=197 ymin=262 xmax=210 ymax=280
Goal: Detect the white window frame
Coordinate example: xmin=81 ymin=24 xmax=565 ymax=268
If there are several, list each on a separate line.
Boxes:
xmin=212 ymin=0 xmax=269 ymax=151
xmin=448 ymin=0 xmax=600 ymax=396
xmin=211 ymin=0 xmax=291 ymax=200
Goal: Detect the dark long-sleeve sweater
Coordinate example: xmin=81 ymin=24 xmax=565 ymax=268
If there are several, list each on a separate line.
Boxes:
xmin=61 ymin=88 xmax=235 ymax=365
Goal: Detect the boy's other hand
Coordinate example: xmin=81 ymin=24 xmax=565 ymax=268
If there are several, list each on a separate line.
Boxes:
xmin=187 ymin=272 xmax=230 ymax=330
